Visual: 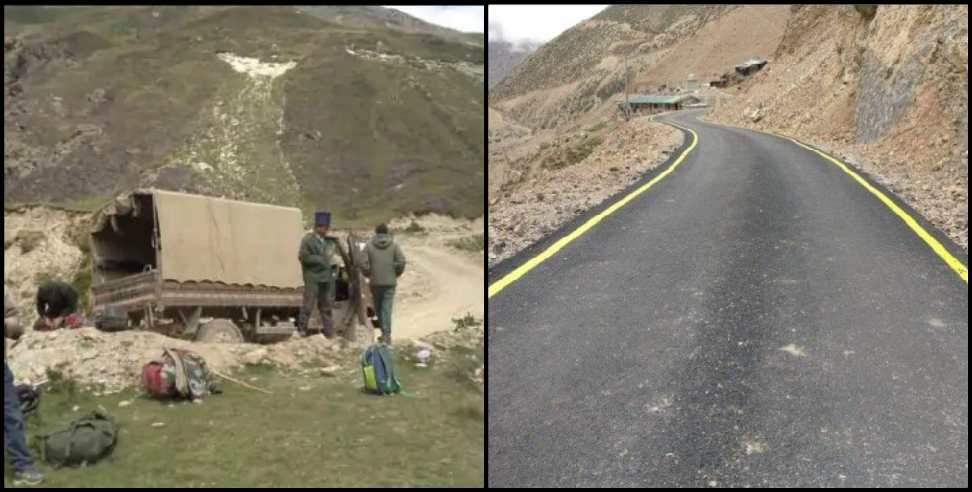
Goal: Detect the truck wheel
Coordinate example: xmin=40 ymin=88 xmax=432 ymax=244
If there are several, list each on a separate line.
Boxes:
xmin=195 ymin=319 xmax=244 ymax=344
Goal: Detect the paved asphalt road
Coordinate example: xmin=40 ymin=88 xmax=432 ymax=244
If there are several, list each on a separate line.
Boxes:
xmin=487 ymin=110 xmax=968 ymax=487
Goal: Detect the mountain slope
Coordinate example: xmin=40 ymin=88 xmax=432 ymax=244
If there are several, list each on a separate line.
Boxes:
xmin=296 ymin=6 xmax=483 ymax=47
xmin=489 ymin=5 xmax=737 ymax=130
xmin=491 ymin=5 xmax=735 ymax=103
xmin=630 ymin=5 xmax=789 ymax=89
xmin=4 ymin=6 xmax=484 ymax=224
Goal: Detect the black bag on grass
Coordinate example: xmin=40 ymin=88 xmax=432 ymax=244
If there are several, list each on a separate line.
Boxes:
xmin=41 ymin=410 xmax=118 ymax=467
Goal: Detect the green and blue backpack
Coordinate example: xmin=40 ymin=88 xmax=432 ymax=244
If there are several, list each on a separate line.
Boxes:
xmin=361 ymin=344 xmax=402 ymax=395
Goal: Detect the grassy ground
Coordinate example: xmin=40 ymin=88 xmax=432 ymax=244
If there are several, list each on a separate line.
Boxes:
xmin=63 ymin=195 xmax=112 ymax=213
xmin=3 ymin=346 xmax=483 ymax=488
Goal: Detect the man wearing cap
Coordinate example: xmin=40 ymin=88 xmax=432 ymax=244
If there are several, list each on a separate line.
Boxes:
xmin=297 ymin=212 xmax=337 ymax=338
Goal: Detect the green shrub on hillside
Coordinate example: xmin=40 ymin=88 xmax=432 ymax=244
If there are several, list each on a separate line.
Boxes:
xmin=854 ymin=5 xmax=877 ymax=19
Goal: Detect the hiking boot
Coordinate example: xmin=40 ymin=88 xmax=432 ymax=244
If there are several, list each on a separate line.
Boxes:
xmin=13 ymin=467 xmax=44 ymax=486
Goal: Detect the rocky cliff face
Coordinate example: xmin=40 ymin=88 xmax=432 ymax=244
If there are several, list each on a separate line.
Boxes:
xmin=852 ymin=6 xmax=967 ymax=145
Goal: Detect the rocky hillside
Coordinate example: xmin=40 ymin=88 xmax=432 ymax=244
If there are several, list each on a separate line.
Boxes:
xmin=4 ymin=6 xmax=483 ymax=225
xmin=488 ymin=117 xmax=681 ymax=267
xmin=707 ymin=5 xmax=968 ymax=250
xmin=488 ymin=5 xmax=793 ymax=132
xmin=487 ymin=39 xmax=540 ymax=89
xmin=629 ymin=5 xmax=789 ymax=90
xmin=487 ymin=6 xmax=791 ymax=229
xmin=489 ymin=5 xmax=737 ymax=129
xmin=3 ymin=204 xmax=92 ymax=322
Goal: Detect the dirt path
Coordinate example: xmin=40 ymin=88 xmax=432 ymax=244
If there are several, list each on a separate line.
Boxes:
xmin=393 ymin=243 xmax=484 ymax=340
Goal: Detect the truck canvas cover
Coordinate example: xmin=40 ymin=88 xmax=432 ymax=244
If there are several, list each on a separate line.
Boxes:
xmin=92 ymin=189 xmax=304 ymax=289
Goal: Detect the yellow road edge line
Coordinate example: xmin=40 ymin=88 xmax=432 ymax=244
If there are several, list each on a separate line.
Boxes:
xmin=488 ymin=120 xmax=699 ymax=299
xmin=780 ymin=134 xmax=968 ymax=284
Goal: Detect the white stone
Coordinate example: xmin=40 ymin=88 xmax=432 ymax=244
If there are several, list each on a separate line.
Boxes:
xmin=320 ymin=365 xmax=341 ymax=377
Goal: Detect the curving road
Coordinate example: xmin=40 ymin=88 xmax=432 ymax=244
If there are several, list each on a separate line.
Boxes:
xmin=394 ymin=243 xmax=485 ymax=340
xmin=487 ymin=110 xmax=968 ymax=487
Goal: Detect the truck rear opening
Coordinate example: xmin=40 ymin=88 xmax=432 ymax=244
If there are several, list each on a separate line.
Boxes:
xmin=91 ymin=192 xmax=157 ymax=284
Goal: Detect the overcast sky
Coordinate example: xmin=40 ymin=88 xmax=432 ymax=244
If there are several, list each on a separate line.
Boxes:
xmin=385 ymin=6 xmax=484 ymax=33
xmin=488 ymin=5 xmax=608 ymax=47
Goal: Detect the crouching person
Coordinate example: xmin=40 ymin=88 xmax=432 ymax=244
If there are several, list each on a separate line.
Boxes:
xmin=34 ymin=280 xmax=85 ymax=331
xmin=5 ymin=291 xmax=44 ymax=486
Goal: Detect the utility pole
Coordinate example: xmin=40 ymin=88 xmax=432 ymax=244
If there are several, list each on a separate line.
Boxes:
xmin=623 ymin=53 xmax=630 ymax=122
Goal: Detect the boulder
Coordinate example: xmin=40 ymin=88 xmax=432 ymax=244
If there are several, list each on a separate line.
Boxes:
xmin=242 ymin=348 xmax=269 ymax=365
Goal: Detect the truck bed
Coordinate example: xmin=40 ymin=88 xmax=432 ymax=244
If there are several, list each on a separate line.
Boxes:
xmin=92 ymin=270 xmax=304 ymax=312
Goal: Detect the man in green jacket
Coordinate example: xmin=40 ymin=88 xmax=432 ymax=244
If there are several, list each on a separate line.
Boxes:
xmin=297 ymin=212 xmax=337 ymax=338
xmin=363 ymin=224 xmax=406 ymax=345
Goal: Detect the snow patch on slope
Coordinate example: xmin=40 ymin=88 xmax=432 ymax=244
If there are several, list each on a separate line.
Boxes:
xmin=217 ymin=53 xmax=297 ymax=80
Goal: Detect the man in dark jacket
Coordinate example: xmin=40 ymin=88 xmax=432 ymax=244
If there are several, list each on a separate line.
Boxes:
xmin=363 ymin=224 xmax=406 ymax=345
xmin=297 ymin=212 xmax=337 ymax=338
xmin=34 ymin=280 xmax=83 ymax=331
xmin=5 ymin=291 xmax=44 ymax=486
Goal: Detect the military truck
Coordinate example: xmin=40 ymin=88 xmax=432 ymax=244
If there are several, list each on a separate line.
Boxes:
xmin=89 ymin=189 xmax=375 ymax=343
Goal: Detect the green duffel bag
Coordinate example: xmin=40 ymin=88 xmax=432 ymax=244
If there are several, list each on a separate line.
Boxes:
xmin=41 ymin=411 xmax=118 ymax=467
